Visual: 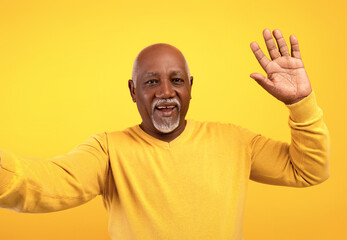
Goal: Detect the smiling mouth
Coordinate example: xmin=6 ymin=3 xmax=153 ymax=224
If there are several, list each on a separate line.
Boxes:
xmin=152 ymin=98 xmax=181 ymax=118
xmin=154 ymin=105 xmax=178 ymax=117
xmin=155 ymin=105 xmax=176 ymax=110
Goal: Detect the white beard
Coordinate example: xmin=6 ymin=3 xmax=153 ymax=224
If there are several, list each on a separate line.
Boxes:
xmin=151 ymin=98 xmax=180 ymax=133
xmin=152 ymin=116 xmax=180 ymax=133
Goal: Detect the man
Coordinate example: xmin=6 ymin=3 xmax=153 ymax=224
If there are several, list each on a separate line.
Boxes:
xmin=0 ymin=29 xmax=330 ymax=240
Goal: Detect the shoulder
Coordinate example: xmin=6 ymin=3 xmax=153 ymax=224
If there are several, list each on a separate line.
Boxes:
xmin=77 ymin=132 xmax=110 ymax=154
xmin=83 ymin=127 xmax=138 ymax=155
xmin=106 ymin=125 xmax=138 ymax=139
xmin=189 ymin=119 xmax=258 ymax=143
xmin=189 ymin=119 xmax=238 ymax=134
xmin=103 ymin=125 xmax=142 ymax=146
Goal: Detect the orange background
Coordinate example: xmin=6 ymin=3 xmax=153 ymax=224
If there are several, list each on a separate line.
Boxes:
xmin=0 ymin=0 xmax=345 ymax=239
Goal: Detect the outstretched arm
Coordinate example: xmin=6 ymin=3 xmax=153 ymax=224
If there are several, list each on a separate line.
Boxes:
xmin=0 ymin=133 xmax=109 ymax=212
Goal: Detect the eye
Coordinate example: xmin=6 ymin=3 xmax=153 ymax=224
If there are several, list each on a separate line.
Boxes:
xmin=145 ymin=79 xmax=158 ymax=85
xmin=172 ymin=78 xmax=184 ymax=83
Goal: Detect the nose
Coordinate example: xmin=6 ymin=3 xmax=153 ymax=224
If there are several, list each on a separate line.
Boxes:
xmin=155 ymin=79 xmax=176 ymax=99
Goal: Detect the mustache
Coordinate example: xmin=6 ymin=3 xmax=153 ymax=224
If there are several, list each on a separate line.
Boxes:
xmin=152 ymin=98 xmax=181 ymax=112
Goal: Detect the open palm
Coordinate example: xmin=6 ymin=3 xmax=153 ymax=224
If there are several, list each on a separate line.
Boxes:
xmin=250 ymin=29 xmax=312 ymax=105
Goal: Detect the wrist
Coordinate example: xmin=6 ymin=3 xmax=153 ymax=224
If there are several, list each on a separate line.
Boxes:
xmin=285 ymin=90 xmax=321 ymax=123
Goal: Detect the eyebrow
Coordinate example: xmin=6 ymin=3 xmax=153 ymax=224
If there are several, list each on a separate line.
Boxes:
xmin=143 ymin=71 xmax=185 ymax=78
xmin=144 ymin=72 xmax=159 ymax=78
xmin=171 ymin=71 xmax=185 ymax=76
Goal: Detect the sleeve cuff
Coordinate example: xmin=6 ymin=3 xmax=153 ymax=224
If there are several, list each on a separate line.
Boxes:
xmin=285 ymin=91 xmax=322 ymax=123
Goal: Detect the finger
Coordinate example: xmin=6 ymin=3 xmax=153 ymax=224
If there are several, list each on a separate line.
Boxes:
xmin=250 ymin=42 xmax=271 ymax=71
xmin=290 ymin=35 xmax=302 ymax=59
xmin=250 ymin=73 xmax=275 ymax=94
xmin=273 ymin=29 xmax=290 ymax=57
xmin=263 ymin=28 xmax=280 ymax=60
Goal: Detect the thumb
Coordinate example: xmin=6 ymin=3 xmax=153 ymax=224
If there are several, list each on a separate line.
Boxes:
xmin=250 ymin=73 xmax=275 ymax=94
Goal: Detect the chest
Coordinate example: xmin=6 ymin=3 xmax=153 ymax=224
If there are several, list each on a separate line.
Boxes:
xmin=109 ymin=139 xmax=250 ymax=203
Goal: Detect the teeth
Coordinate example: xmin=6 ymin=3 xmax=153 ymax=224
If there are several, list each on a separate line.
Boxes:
xmin=157 ymin=106 xmax=175 ymax=109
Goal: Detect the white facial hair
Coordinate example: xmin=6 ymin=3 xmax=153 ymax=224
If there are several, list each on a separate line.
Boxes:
xmin=151 ymin=98 xmax=181 ymax=133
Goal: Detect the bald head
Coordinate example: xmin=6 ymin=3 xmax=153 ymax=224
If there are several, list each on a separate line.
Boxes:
xmin=131 ymin=43 xmax=191 ymax=87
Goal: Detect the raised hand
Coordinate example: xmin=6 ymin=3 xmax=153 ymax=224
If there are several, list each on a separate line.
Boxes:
xmin=250 ymin=29 xmax=312 ymax=105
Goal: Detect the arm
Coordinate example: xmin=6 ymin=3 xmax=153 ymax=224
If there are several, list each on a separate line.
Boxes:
xmin=249 ymin=90 xmax=330 ymax=187
xmin=0 ymin=132 xmax=109 ymax=212
xmin=248 ymin=29 xmax=330 ymax=187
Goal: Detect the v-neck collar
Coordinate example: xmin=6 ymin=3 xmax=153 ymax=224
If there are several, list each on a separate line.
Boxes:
xmin=132 ymin=119 xmax=194 ymax=149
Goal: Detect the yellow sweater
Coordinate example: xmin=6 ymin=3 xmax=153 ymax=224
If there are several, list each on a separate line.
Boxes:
xmin=0 ymin=91 xmax=330 ymax=240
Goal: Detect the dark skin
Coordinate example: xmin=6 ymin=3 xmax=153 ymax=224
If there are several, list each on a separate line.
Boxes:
xmin=128 ymin=43 xmax=194 ymax=142
xmin=250 ymin=29 xmax=312 ymax=104
xmin=129 ymin=29 xmax=312 ymax=142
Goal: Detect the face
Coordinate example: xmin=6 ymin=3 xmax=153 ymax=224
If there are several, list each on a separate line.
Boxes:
xmin=129 ymin=45 xmax=193 ymax=136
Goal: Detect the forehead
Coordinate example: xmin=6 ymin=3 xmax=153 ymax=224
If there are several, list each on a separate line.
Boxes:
xmin=137 ymin=47 xmax=188 ymax=78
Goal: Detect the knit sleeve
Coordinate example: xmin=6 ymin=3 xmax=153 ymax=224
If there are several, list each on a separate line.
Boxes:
xmin=249 ymin=91 xmax=330 ymax=187
xmin=0 ymin=132 xmax=109 ymax=212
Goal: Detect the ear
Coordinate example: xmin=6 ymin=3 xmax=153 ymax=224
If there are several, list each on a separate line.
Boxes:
xmin=189 ymin=76 xmax=193 ymax=99
xmin=128 ymin=79 xmax=136 ymax=103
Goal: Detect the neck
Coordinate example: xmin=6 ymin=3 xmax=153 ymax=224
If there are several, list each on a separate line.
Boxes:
xmin=140 ymin=120 xmax=187 ymax=143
